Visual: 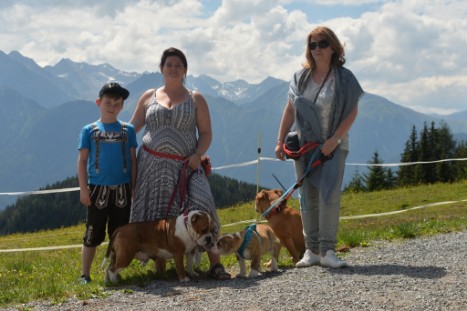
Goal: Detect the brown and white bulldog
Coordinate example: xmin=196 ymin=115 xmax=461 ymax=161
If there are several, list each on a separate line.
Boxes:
xmin=217 ymin=224 xmax=281 ymax=278
xmin=255 ymin=189 xmax=305 ymax=263
xmin=103 ymin=210 xmax=218 ymax=283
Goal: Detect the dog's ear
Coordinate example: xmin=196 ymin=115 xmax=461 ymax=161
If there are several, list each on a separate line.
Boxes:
xmin=256 ymin=190 xmax=266 ymax=200
xmin=274 ymin=189 xmax=283 ymax=196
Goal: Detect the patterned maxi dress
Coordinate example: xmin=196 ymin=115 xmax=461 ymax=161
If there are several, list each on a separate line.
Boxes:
xmin=129 ymin=91 xmax=220 ymax=232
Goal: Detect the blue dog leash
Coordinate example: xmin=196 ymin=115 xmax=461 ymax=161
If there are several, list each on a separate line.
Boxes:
xmin=260 ymin=145 xmax=324 ymax=219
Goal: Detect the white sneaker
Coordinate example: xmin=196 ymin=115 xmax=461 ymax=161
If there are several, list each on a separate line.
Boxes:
xmin=320 ymin=250 xmax=348 ymax=268
xmin=295 ymin=249 xmax=321 ymax=268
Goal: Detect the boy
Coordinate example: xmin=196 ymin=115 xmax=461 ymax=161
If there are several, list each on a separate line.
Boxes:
xmin=77 ymin=82 xmax=137 ymax=284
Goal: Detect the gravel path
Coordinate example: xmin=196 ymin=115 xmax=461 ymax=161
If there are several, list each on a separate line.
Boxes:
xmin=5 ymin=231 xmax=466 ymax=311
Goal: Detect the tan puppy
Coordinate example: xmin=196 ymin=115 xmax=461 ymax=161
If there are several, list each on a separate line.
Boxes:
xmin=217 ymin=224 xmax=281 ymax=278
xmin=103 ymin=210 xmax=218 ymax=283
xmin=255 ymin=189 xmax=305 ymax=263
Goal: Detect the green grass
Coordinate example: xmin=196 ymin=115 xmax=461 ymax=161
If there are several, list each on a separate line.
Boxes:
xmin=1 ymin=181 xmax=466 ymax=307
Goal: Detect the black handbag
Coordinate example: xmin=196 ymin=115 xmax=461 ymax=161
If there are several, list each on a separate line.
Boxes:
xmin=284 ymin=131 xmax=301 ymax=160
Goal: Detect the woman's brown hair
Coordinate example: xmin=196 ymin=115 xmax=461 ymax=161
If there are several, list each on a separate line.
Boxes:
xmin=159 ymin=47 xmax=188 ymax=71
xmin=304 ymin=26 xmax=346 ymax=69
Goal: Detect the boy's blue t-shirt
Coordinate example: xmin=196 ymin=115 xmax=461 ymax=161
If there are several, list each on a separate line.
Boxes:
xmin=78 ymin=121 xmax=138 ymax=186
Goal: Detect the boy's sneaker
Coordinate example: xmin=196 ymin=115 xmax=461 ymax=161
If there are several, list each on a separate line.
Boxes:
xmin=320 ymin=250 xmax=348 ymax=268
xmin=295 ymin=249 xmax=321 ymax=268
xmin=79 ymin=275 xmax=91 ymax=284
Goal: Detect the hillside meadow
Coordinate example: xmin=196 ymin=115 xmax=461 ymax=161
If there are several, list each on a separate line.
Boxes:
xmin=0 ymin=181 xmax=466 ymax=308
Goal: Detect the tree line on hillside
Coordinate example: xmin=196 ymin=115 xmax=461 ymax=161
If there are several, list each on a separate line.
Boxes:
xmin=0 ymin=174 xmax=259 ymax=236
xmin=346 ymin=121 xmax=467 ymax=192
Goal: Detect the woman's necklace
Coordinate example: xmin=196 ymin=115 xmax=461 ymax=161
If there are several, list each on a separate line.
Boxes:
xmin=314 ymin=69 xmax=330 ymax=82
xmin=312 ymin=69 xmax=331 ymax=105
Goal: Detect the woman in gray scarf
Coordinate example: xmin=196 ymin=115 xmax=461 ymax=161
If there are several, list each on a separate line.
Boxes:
xmin=275 ymin=26 xmax=363 ymax=268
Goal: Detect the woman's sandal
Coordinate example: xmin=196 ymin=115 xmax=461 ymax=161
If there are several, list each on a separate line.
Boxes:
xmin=208 ymin=263 xmax=231 ymax=280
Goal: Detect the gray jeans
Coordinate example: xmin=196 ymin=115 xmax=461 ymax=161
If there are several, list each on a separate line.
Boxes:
xmin=294 ymin=148 xmax=348 ymax=255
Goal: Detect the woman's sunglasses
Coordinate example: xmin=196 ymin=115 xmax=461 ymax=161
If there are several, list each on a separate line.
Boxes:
xmin=309 ymin=40 xmax=330 ymax=50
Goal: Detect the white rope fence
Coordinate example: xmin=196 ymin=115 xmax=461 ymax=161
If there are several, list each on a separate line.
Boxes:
xmin=1 ymin=157 xmax=467 ymax=196
xmin=1 ymin=157 xmax=466 ymax=253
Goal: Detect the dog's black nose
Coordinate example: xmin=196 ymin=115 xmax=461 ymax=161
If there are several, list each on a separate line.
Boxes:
xmin=206 ymin=236 xmax=212 ymax=244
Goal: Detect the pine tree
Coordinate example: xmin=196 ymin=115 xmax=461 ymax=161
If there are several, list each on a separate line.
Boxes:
xmin=415 ymin=123 xmax=434 ymax=183
xmin=453 ymin=140 xmax=467 ymax=180
xmin=435 ymin=121 xmax=456 ymax=182
xmin=400 ymin=121 xmax=460 ymax=185
xmin=364 ymin=151 xmax=388 ymax=191
xmin=345 ymin=168 xmax=367 ymax=192
xmin=398 ymin=125 xmax=419 ymax=186
xmin=385 ymin=168 xmax=397 ymax=189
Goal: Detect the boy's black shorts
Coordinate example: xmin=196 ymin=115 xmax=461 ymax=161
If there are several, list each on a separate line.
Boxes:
xmin=82 ymin=183 xmax=131 ymax=247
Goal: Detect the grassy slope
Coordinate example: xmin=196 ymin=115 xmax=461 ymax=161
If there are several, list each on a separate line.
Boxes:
xmin=0 ymin=181 xmax=466 ymax=307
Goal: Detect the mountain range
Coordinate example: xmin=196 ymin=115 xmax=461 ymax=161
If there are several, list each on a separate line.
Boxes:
xmin=1 ymin=50 xmax=467 ymax=210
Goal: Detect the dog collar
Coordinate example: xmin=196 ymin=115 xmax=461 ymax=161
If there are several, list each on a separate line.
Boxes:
xmin=183 ymin=213 xmax=189 ymax=227
xmin=182 ymin=212 xmax=198 ymax=243
xmin=266 ymin=202 xmax=286 ymax=220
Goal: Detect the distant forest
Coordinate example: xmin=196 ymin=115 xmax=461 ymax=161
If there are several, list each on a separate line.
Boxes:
xmin=346 ymin=121 xmax=467 ymax=192
xmin=0 ymin=174 xmax=260 ymax=236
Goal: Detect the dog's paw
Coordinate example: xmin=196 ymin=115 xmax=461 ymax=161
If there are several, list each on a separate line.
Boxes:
xmin=270 ymin=259 xmax=279 ymax=272
xmin=235 ymin=273 xmax=247 ymax=278
xmin=105 ymin=271 xmax=120 ymax=284
xmin=179 ymin=276 xmax=191 ymax=283
xmin=263 ymin=260 xmax=273 ymax=268
xmin=248 ymin=270 xmax=260 ymax=278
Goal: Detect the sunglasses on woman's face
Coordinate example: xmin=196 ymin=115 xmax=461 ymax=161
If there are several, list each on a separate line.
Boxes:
xmin=309 ymin=40 xmax=330 ymax=50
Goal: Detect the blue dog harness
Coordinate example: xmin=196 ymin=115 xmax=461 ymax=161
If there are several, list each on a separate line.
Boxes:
xmin=237 ymin=224 xmax=261 ymax=259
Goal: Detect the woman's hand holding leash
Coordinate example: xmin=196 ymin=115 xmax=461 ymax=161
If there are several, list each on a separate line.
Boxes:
xmin=187 ymin=153 xmax=202 ymax=170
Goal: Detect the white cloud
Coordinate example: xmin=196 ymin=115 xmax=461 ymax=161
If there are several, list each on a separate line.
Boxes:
xmin=0 ymin=0 xmax=466 ymax=114
xmin=328 ymin=0 xmax=467 ymax=113
xmin=312 ymin=0 xmax=382 ymax=5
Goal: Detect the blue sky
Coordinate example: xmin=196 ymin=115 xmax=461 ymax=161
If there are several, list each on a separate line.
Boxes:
xmin=0 ymin=0 xmax=466 ymax=115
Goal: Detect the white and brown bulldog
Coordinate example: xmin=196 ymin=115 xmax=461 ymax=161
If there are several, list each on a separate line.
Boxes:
xmin=103 ymin=210 xmax=218 ymax=283
xmin=255 ymin=189 xmax=305 ymax=263
xmin=217 ymin=224 xmax=281 ymax=278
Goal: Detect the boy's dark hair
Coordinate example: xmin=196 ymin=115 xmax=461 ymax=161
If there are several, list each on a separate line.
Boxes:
xmin=99 ymin=82 xmax=130 ymax=100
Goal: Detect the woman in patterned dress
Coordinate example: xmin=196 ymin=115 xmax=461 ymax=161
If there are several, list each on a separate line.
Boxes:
xmin=129 ymin=47 xmax=230 ymax=280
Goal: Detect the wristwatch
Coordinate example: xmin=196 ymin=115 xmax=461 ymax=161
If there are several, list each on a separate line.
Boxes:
xmin=335 ymin=136 xmax=342 ymax=145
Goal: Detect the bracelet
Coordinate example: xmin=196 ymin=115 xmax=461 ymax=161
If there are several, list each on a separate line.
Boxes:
xmin=276 ymin=140 xmax=283 ymax=145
